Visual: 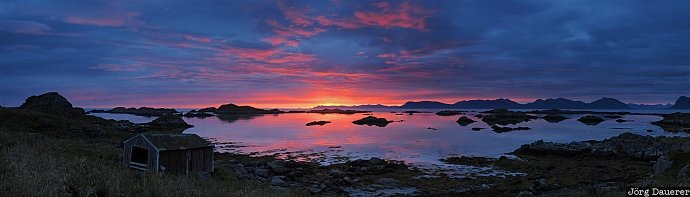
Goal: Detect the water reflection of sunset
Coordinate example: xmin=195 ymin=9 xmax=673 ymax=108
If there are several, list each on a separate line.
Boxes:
xmin=178 ymin=112 xmax=676 ymax=165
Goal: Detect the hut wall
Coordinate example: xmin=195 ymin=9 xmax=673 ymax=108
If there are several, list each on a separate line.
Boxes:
xmin=158 ymin=147 xmax=213 ymax=175
xmin=158 ymin=150 xmax=189 ymax=174
xmin=122 ymin=136 xmax=158 ymax=171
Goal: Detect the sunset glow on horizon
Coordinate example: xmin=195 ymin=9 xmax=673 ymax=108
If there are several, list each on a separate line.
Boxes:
xmin=2 ymin=0 xmax=690 ymax=108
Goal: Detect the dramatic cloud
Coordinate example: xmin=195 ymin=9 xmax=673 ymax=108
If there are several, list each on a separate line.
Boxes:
xmin=1 ymin=0 xmax=690 ymax=108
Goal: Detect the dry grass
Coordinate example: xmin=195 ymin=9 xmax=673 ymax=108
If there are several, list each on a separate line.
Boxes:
xmin=0 ymin=128 xmax=309 ymax=197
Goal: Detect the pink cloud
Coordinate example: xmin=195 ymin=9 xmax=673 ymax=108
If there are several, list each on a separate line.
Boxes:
xmin=64 ymin=12 xmax=139 ymax=27
xmin=315 ymin=16 xmax=361 ymax=29
xmin=353 ymin=2 xmax=432 ymax=30
xmin=183 ymin=34 xmax=212 ymax=43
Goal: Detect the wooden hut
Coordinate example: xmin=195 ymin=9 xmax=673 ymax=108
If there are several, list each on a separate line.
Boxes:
xmin=123 ymin=133 xmax=214 ymax=175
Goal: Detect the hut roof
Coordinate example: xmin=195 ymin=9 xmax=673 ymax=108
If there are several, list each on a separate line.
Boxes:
xmin=136 ymin=133 xmax=213 ymax=151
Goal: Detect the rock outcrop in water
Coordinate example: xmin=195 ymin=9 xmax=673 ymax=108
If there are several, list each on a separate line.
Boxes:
xmin=20 ymin=92 xmax=86 ymax=118
xmin=653 ymin=113 xmax=690 ymax=132
xmin=542 ymin=114 xmax=568 ymax=123
xmin=491 ymin=126 xmax=530 ymax=133
xmin=577 ymin=115 xmax=605 ymax=125
xmin=435 ymin=110 xmax=465 ymax=116
xmin=480 ymin=109 xmax=538 ymax=126
xmin=144 ymin=114 xmax=193 ymax=132
xmin=455 ymin=116 xmax=476 ymax=126
xmin=306 ymin=120 xmax=331 ymax=126
xmin=352 ymin=116 xmax=393 ymax=127
xmin=215 ymin=103 xmax=282 ymax=114
xmin=183 ymin=110 xmax=215 ymax=118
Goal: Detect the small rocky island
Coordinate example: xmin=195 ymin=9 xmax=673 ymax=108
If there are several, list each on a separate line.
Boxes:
xmin=306 ymin=120 xmax=331 ymax=126
xmin=455 ymin=116 xmax=476 ymax=126
xmin=352 ymin=116 xmax=393 ymax=127
xmin=577 ymin=115 xmax=605 ymax=125
xmin=480 ymin=109 xmax=538 ymax=126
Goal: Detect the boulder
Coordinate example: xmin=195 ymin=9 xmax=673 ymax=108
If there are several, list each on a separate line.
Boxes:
xmin=268 ymin=160 xmax=289 ymax=174
xmin=654 ymin=155 xmax=673 ymax=175
xmin=270 ymin=176 xmax=286 ymax=186
xmin=20 ymin=92 xmax=85 ymax=118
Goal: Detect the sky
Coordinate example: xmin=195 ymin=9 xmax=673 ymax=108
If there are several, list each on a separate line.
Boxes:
xmin=1 ymin=0 xmax=690 ymax=108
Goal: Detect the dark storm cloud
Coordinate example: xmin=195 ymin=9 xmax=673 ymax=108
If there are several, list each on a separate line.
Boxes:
xmin=1 ymin=0 xmax=689 ymax=107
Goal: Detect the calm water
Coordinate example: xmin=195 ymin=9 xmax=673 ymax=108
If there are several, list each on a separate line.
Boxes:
xmin=92 ymin=110 xmax=690 ymax=166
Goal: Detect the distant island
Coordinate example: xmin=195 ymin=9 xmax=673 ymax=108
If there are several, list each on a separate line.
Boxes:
xmin=313 ymin=96 xmax=690 ymax=110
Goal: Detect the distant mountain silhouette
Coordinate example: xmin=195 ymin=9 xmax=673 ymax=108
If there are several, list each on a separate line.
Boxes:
xmin=310 ymin=97 xmax=683 ymax=110
xmin=313 ymin=104 xmax=396 ymax=110
xmin=392 ymin=97 xmax=631 ymax=109
xmin=672 ymin=96 xmax=690 ymax=109
xmin=524 ymin=98 xmax=588 ymax=109
xmin=452 ymin=99 xmax=522 ymax=109
xmin=400 ymin=101 xmax=451 ymax=109
xmin=588 ymin=98 xmax=631 ymax=109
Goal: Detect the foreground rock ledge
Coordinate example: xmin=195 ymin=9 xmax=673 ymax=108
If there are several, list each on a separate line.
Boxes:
xmin=444 ymin=132 xmax=690 ymax=196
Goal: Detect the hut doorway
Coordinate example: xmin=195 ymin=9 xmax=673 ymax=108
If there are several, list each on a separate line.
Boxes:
xmin=130 ymin=146 xmax=149 ymax=169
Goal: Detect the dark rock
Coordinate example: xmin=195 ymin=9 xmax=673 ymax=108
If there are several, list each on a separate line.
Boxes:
xmin=198 ymin=107 xmax=217 ymax=113
xmin=456 ymin=116 xmax=476 ymax=126
xmin=183 ymin=111 xmax=215 ymax=118
xmin=654 ymin=155 xmax=673 ymax=175
xmin=491 ymin=126 xmax=531 ymax=133
xmin=542 ymin=114 xmax=568 ymax=123
xmin=146 ymin=114 xmax=193 ymax=131
xmin=577 ymin=115 xmax=605 ymax=125
xmin=652 ymin=113 xmax=690 ymax=132
xmin=306 ymin=120 xmax=331 ymax=126
xmin=352 ymin=116 xmax=393 ymax=127
xmin=603 ymin=115 xmax=624 ymax=119
xmin=20 ymin=92 xmax=86 ymax=118
xmin=369 ymin=157 xmax=387 ymax=165
xmin=480 ymin=109 xmax=538 ymax=126
xmin=517 ymin=191 xmax=535 ymax=197
xmin=215 ymin=103 xmax=282 ymax=114
xmin=516 ymin=140 xmax=592 ymax=155
xmin=615 ymin=119 xmax=627 ymax=123
xmin=231 ymin=164 xmax=248 ymax=175
xmin=329 ymin=169 xmax=345 ymax=178
xmin=435 ymin=110 xmax=465 ymax=116
xmin=471 ymin=127 xmax=485 ymax=131
xmin=671 ymin=96 xmax=690 ymax=109
xmin=255 ymin=168 xmax=270 ymax=178
xmin=268 ymin=160 xmax=288 ymax=174
xmin=375 ymin=178 xmax=401 ymax=187
xmin=270 ymin=176 xmax=286 ymax=186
